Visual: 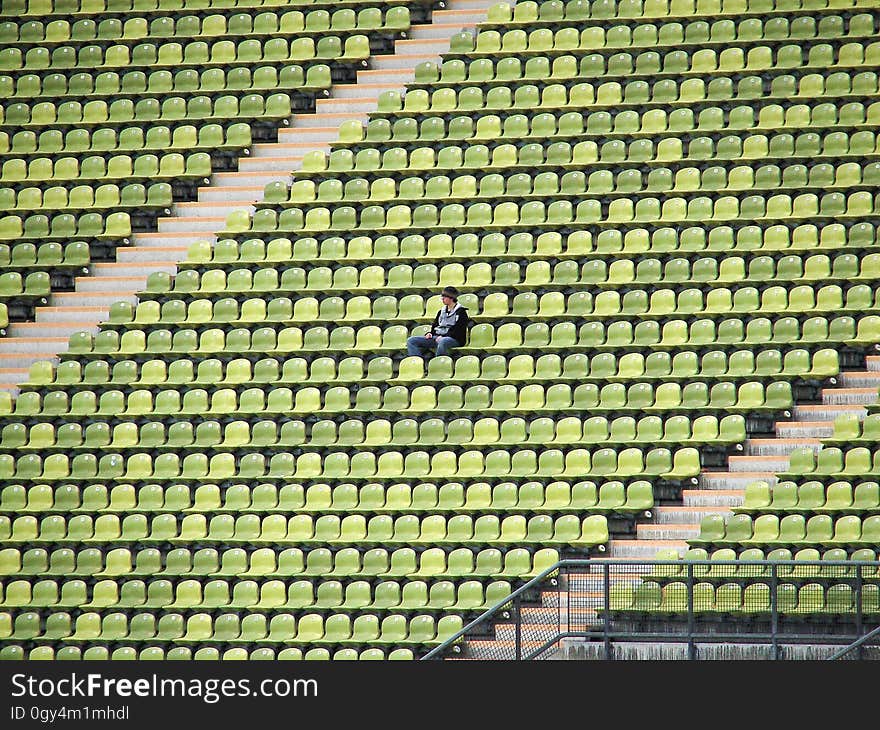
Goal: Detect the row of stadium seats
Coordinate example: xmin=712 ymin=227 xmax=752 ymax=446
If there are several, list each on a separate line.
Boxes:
xmin=610 ymin=581 xmax=880 ymax=611
xmin=185 ymin=225 xmax=877 ymax=263
xmin=0 ymin=446 xmax=699 ymax=479
xmin=0 ymin=479 xmax=652 ymax=512
xmin=0 ymin=545 xmax=561 ymax=578
xmin=0 ymin=644 xmax=413 ymax=660
xmin=0 ymin=577 xmax=515 ymax=611
xmin=0 ymin=416 xmax=743 ymax=449
xmin=0 ymin=610 xmax=463 ymax=645
xmin=652 ymin=546 xmax=880 ymax=576
xmin=0 ymin=380 xmax=794 ymax=415
xmin=3 ymin=0 xmax=426 ymax=16
xmin=330 ymin=103 xmax=878 ymax=141
xmin=0 ymin=512 xmax=612 ymax=546
xmin=694 ymin=513 xmax=880 ymax=545
xmin=0 ymin=7 xmax=410 ymax=43
xmin=741 ymin=480 xmax=880 ymax=512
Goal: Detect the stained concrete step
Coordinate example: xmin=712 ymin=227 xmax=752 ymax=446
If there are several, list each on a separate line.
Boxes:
xmin=74 ymin=276 xmax=146 ymax=293
xmin=429 ymin=8 xmax=488 ymax=23
xmin=822 ymin=387 xmax=879 ymax=405
xmin=699 ymin=472 xmax=777 ymax=490
xmin=652 ymin=506 xmax=731 ymax=524
xmin=0 ymin=337 xmax=68 ymax=355
xmin=868 ymin=356 xmax=880 ymax=372
xmin=8 ymin=322 xmax=101 ymax=339
xmin=556 ymin=641 xmax=857 ymax=661
xmin=52 ymin=292 xmax=139 ymax=308
xmin=91 ymin=262 xmax=177 ymax=278
xmin=197 ymin=185 xmax=264 ymax=204
xmin=0 ymin=368 xmax=28 ymax=383
xmin=775 ymin=421 xmax=836 ymax=439
xmin=409 ymin=20 xmax=477 ymax=38
xmin=315 ymin=97 xmax=378 ymax=114
xmin=839 ymin=372 xmax=880 ymax=388
xmin=355 ymin=69 xmax=416 ymax=85
xmin=745 ymin=438 xmax=822 ymax=456
xmin=238 ymin=156 xmax=304 ymax=173
xmin=446 ymin=0 xmax=497 ymax=9
xmin=793 ymin=404 xmax=868 ymax=421
xmin=727 ymin=455 xmax=790 ymax=472
xmin=331 ymin=81 xmax=404 ymax=99
xmin=174 ymin=202 xmax=256 ymax=218
xmin=131 ymin=232 xmax=214 ymax=248
xmin=116 ymin=246 xmax=189 ymax=264
xmin=682 ymin=489 xmax=744 ymax=508
xmin=393 ymin=38 xmax=452 ymax=55
xmin=636 ymin=523 xmax=701 ymax=540
xmin=34 ymin=306 xmax=108 ymax=323
xmin=370 ymin=52 xmax=441 ymax=69
xmin=276 ymin=126 xmax=339 ymax=144
xmin=291 ymin=111 xmax=369 ymax=128
xmin=0 ymin=353 xmax=60 ymax=369
xmin=157 ymin=216 xmax=225 ymax=234
xmin=251 ymin=141 xmax=329 ymax=158
xmin=212 ymin=171 xmax=291 ymax=188
xmin=608 ymin=539 xmax=688 ymax=559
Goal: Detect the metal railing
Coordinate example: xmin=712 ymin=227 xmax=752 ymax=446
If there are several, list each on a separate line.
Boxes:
xmin=422 ymin=558 xmax=880 ymax=661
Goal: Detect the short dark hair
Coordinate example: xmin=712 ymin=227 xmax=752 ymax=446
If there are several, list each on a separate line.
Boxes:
xmin=441 ymin=286 xmax=459 ymax=300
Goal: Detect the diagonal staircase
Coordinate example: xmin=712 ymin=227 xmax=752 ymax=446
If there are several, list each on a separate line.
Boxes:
xmin=0 ymin=0 xmax=493 ymax=395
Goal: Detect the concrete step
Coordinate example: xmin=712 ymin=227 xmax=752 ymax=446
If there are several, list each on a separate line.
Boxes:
xmin=431 ymin=8 xmax=489 ymax=23
xmin=793 ymin=404 xmax=868 ymax=421
xmin=867 ymin=356 xmax=880 ymax=372
xmin=174 ymin=202 xmax=256 ymax=218
xmin=251 ymin=141 xmax=329 ymax=158
xmin=157 ymin=216 xmax=225 ymax=234
xmin=370 ymin=52 xmax=441 ymax=70
xmin=0 ymin=353 xmax=60 ymax=370
xmin=315 ymin=97 xmax=378 ymax=114
xmin=822 ymin=387 xmax=879 ymax=406
xmin=212 ymin=171 xmax=291 ymax=188
xmin=682 ymin=489 xmax=744 ymax=508
xmin=699 ymin=472 xmax=778 ymax=490
xmin=839 ymin=372 xmax=880 ymax=388
xmin=331 ymin=82 xmax=402 ymax=99
xmin=745 ymin=438 xmax=822 ymax=457
xmin=74 ymin=275 xmax=146 ymax=293
xmin=276 ymin=126 xmax=339 ymax=144
xmin=775 ymin=421 xmax=836 ymax=439
xmin=238 ymin=156 xmax=304 ymax=173
xmin=291 ymin=111 xmax=368 ymax=128
xmin=8 ymin=322 xmax=101 ymax=339
xmin=608 ymin=539 xmax=688 ymax=559
xmin=131 ymin=232 xmax=214 ymax=248
xmin=355 ymin=69 xmax=415 ymax=85
xmin=0 ymin=367 xmax=31 ymax=381
xmin=727 ymin=455 xmax=790 ymax=473
xmin=34 ymin=306 xmax=108 ymax=323
xmin=636 ymin=523 xmax=701 ymax=540
xmin=393 ymin=38 xmax=452 ymax=55
xmin=116 ymin=246 xmax=189 ymax=264
xmin=446 ymin=0 xmax=497 ymax=9
xmin=652 ymin=506 xmax=732 ymax=524
xmin=409 ymin=20 xmax=477 ymax=39
xmin=52 ymin=291 xmax=139 ymax=308
xmin=0 ymin=337 xmax=68 ymax=355
xmin=197 ymin=186 xmax=264 ymax=204
xmin=91 ymin=262 xmax=178 ymax=278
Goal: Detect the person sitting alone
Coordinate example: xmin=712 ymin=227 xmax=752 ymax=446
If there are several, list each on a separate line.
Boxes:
xmin=406 ymin=286 xmax=470 ymax=359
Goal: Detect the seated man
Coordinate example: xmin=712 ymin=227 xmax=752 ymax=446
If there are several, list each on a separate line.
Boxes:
xmin=406 ymin=286 xmax=470 ymax=359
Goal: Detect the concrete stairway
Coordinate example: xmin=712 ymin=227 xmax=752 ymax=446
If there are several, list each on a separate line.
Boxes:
xmin=0 ymin=0 xmax=493 ymax=394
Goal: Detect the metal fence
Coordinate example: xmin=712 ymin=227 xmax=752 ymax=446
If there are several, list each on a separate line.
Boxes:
xmin=421 ymin=559 xmax=880 ymax=661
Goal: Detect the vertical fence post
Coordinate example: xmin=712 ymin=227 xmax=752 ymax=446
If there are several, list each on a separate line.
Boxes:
xmin=856 ymin=564 xmax=864 ymax=661
xmin=603 ymin=562 xmax=611 ymax=660
xmin=770 ymin=562 xmax=779 ymax=660
xmin=514 ymin=592 xmax=522 ymax=661
xmin=687 ymin=562 xmax=695 ymax=660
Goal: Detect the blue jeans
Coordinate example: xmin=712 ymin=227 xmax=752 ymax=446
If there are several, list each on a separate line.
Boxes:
xmin=407 ymin=335 xmax=460 ymax=358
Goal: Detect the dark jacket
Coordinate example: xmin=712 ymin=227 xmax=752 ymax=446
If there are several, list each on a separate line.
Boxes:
xmin=430 ymin=303 xmax=469 ymax=344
